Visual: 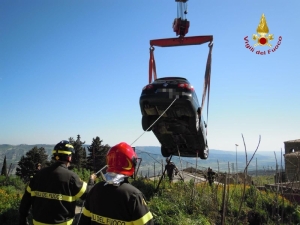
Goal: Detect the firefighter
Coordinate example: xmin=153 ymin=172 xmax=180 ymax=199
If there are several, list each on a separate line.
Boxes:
xmin=78 ymin=142 xmax=154 ymax=225
xmin=35 ymin=162 xmax=41 ymax=171
xmin=165 ymin=158 xmax=179 ymax=184
xmin=19 ymin=140 xmax=96 ymax=225
xmin=29 ymin=163 xmax=41 ymax=180
xmin=205 ymin=167 xmax=216 ymax=186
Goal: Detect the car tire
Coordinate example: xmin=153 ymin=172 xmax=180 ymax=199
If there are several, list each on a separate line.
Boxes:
xmin=161 ymin=146 xmax=171 ymax=157
xmin=199 ymin=145 xmax=209 ymax=160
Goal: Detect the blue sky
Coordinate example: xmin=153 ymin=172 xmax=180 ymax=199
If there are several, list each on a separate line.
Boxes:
xmin=1 ymin=1 xmax=299 ymax=152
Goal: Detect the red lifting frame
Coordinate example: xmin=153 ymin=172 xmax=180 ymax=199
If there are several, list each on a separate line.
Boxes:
xmin=148 ymin=35 xmax=213 ymax=128
xmin=149 ymin=35 xmax=213 ymax=84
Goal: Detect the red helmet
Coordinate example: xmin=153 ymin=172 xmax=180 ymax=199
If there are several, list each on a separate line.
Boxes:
xmin=106 ymin=142 xmax=137 ymax=176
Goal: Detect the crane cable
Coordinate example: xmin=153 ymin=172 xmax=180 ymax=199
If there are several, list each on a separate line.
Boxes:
xmin=131 ymin=97 xmax=178 ymax=146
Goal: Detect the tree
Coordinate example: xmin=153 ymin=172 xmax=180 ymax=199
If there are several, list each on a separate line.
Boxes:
xmin=1 ymin=155 xmax=7 ymax=176
xmin=16 ymin=146 xmax=49 ymax=183
xmin=69 ymin=135 xmax=87 ymax=169
xmin=86 ymin=137 xmax=110 ymax=173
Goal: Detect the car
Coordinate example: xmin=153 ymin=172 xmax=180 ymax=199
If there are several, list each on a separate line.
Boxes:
xmin=139 ymin=77 xmax=209 ymax=159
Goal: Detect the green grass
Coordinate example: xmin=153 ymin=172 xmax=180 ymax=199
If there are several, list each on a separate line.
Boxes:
xmin=132 ymin=177 xmax=300 ymax=225
xmin=1 ymin=175 xmax=300 ymax=225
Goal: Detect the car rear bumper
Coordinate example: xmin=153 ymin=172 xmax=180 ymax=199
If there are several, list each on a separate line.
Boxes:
xmin=140 ymin=93 xmax=197 ymax=116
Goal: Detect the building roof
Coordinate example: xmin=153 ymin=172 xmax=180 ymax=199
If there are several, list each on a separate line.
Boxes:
xmin=284 ymin=139 xmax=300 ymax=143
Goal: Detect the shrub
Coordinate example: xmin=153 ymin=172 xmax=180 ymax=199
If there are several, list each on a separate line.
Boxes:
xmin=0 ymin=187 xmax=22 ymax=225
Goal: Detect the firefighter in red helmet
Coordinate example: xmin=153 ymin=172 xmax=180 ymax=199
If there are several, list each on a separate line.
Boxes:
xmin=19 ymin=140 xmax=96 ymax=225
xmin=79 ymin=142 xmax=154 ymax=225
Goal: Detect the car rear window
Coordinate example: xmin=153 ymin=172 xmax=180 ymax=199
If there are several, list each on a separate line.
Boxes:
xmin=154 ymin=77 xmax=188 ymax=84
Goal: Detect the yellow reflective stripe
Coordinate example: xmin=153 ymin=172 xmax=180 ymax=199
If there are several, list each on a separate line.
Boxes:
xmin=132 ymin=211 xmax=153 ymax=225
xmin=65 ymin=144 xmax=74 ymax=149
xmin=82 ymin=207 xmax=91 ymax=217
xmin=33 ymin=218 xmax=73 ymax=225
xmin=90 ymin=213 xmax=132 ymax=225
xmin=26 ymin=185 xmax=32 ymax=194
xmin=75 ymin=182 xmax=87 ymax=199
xmin=31 ymin=191 xmax=76 ymax=202
xmin=52 ymin=150 xmax=72 ymax=154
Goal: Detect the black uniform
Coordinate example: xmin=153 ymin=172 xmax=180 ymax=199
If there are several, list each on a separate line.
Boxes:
xmin=79 ymin=179 xmax=154 ymax=225
xmin=19 ymin=162 xmax=94 ymax=225
xmin=165 ymin=162 xmax=178 ymax=181
xmin=206 ymin=170 xmax=216 ymax=186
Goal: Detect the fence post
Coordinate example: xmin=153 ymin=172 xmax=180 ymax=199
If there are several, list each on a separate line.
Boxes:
xmin=154 ymin=163 xmax=156 ymax=185
xmin=221 ymin=173 xmax=227 ymax=225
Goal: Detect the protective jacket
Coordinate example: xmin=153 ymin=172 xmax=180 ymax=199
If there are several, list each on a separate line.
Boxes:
xmin=19 ymin=162 xmax=94 ymax=225
xmin=206 ymin=171 xmax=216 ymax=185
xmin=78 ymin=179 xmax=154 ymax=225
xmin=165 ymin=162 xmax=178 ymax=179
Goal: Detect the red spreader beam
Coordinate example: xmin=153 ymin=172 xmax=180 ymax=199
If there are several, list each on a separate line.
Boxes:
xmin=149 ymin=35 xmax=213 ymax=84
xmin=150 ymin=35 xmax=213 ymax=48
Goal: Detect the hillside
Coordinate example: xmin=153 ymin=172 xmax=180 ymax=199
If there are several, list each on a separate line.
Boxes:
xmin=0 ymin=144 xmax=283 ymax=176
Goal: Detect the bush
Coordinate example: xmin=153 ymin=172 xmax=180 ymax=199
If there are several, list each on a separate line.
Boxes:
xmin=131 ymin=177 xmax=156 ymax=201
xmin=0 ymin=176 xmax=26 ymax=192
xmin=0 ymin=187 xmax=22 ymax=225
xmin=71 ymin=168 xmax=93 ymax=182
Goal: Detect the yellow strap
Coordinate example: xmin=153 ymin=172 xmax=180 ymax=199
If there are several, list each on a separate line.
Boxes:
xmin=82 ymin=207 xmax=91 ymax=217
xmin=33 ymin=218 xmax=73 ymax=225
xmin=90 ymin=213 xmax=132 ymax=225
xmin=75 ymin=182 xmax=87 ymax=199
xmin=52 ymin=150 xmax=72 ymax=155
xmin=31 ymin=191 xmax=76 ymax=202
xmin=85 ymin=211 xmax=153 ymax=225
xmin=29 ymin=182 xmax=87 ymax=202
xmin=132 ymin=211 xmax=153 ymax=225
xmin=26 ymin=185 xmax=32 ymax=194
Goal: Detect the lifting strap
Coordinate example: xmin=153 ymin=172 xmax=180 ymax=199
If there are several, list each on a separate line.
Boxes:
xmin=149 ymin=46 xmax=157 ymax=84
xmin=200 ymin=42 xmax=213 ymax=127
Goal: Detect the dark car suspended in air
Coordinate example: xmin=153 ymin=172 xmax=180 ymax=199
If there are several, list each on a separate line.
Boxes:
xmin=139 ymin=77 xmax=209 ymax=159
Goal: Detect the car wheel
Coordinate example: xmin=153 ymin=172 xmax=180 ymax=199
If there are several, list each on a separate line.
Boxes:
xmin=161 ymin=146 xmax=171 ymax=157
xmin=199 ymin=145 xmax=209 ymax=160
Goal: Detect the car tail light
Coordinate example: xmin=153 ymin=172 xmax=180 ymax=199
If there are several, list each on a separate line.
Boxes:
xmin=142 ymin=84 xmax=154 ymax=91
xmin=178 ymin=83 xmax=194 ymax=91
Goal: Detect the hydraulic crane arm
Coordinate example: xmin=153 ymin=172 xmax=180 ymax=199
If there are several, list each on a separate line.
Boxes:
xmin=173 ymin=0 xmax=189 ymax=37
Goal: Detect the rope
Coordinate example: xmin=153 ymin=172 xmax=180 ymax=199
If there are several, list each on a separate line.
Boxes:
xmin=135 ymin=149 xmax=162 ymax=164
xmin=130 ymin=97 xmax=178 ymax=146
xmin=176 ymin=145 xmax=185 ymax=181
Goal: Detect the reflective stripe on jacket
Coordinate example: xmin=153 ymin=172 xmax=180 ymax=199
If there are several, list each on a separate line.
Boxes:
xmin=19 ymin=162 xmax=93 ymax=225
xmin=78 ymin=180 xmax=154 ymax=225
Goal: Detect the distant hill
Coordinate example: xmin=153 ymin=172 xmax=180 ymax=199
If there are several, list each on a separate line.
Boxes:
xmin=0 ymin=144 xmax=284 ymax=175
xmin=134 ymin=146 xmax=284 ymax=173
